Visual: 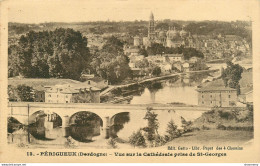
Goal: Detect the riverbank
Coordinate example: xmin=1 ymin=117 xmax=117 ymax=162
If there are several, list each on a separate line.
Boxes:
xmin=101 ymin=69 xmax=219 ymax=97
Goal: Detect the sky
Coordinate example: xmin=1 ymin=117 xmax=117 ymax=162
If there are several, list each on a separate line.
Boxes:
xmin=5 ymin=0 xmax=256 ymax=23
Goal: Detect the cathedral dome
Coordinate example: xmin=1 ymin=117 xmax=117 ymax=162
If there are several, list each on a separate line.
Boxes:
xmin=180 ymin=28 xmax=188 ymax=37
xmin=167 ymin=27 xmax=179 ymax=39
xmin=159 ymin=31 xmax=166 ymax=38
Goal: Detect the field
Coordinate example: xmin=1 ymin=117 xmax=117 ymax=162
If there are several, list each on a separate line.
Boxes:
xmin=161 ymin=129 xmax=253 ymax=148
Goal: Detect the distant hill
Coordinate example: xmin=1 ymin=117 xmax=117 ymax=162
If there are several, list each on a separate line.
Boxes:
xmin=8 ymin=20 xmax=251 ymax=42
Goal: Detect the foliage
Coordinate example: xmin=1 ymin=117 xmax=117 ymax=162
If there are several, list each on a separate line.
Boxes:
xmin=8 ymin=28 xmax=90 ymax=80
xmin=71 ymin=90 xmax=97 ymax=103
xmin=153 ymin=134 xmax=167 ymax=147
xmin=107 ymin=138 xmax=118 ymax=149
xmin=180 ymin=116 xmax=192 ymax=133
xmin=221 ymin=61 xmax=243 ymax=94
xmin=64 ymin=136 xmax=77 ymax=148
xmin=129 ymin=129 xmax=146 ymax=148
xmin=70 ymin=112 xmax=101 ymax=141
xmin=8 ymin=117 xmax=23 ymax=133
xmin=189 ymin=61 xmax=209 ymax=71
xmin=166 ymin=120 xmax=181 ymax=140
xmin=9 ymin=84 xmax=34 ymax=102
xmin=143 ymin=107 xmax=159 ymax=141
xmin=90 ymin=36 xmax=132 ymax=84
xmin=147 ymin=43 xmax=165 ymax=55
xmin=74 ymin=112 xmax=100 ymax=126
xmin=151 ymin=66 xmax=161 ymax=76
xmin=146 ymin=44 xmax=204 ymax=60
xmin=185 ymin=21 xmax=252 ymax=43
xmin=110 ymin=112 xmax=130 ymax=138
xmin=138 ymin=48 xmax=148 ymax=57
xmin=135 ymin=59 xmax=150 ymax=69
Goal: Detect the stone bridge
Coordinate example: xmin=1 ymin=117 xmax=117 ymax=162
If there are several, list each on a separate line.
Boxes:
xmin=8 ymin=102 xmax=211 ymax=140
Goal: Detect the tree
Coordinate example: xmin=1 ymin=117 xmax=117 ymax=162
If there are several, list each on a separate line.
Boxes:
xmin=16 ymin=85 xmax=34 ymax=102
xmin=143 ymin=107 xmax=159 ymax=141
xmin=147 ymin=43 xmax=165 ymax=55
xmin=135 ymin=59 xmax=149 ymax=69
xmin=138 ymin=48 xmax=148 ymax=57
xmin=166 ymin=119 xmax=180 ymax=140
xmin=221 ymin=61 xmax=243 ymax=94
xmin=8 ymin=28 xmax=90 ymax=80
xmin=151 ymin=66 xmax=161 ymax=76
xmin=91 ymin=36 xmax=132 ymax=84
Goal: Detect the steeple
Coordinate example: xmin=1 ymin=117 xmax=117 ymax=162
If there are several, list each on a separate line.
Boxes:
xmin=148 ymin=11 xmax=155 ymax=40
xmin=149 ymin=12 xmax=154 ymax=20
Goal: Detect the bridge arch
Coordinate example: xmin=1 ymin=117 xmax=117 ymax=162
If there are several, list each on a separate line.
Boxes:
xmin=7 ymin=116 xmax=23 ymax=134
xmin=110 ymin=112 xmax=130 ymax=138
xmin=68 ymin=111 xmax=103 ymax=142
xmin=28 ymin=110 xmax=62 ymax=140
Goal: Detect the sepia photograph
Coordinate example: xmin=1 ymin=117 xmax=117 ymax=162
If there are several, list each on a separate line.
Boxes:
xmin=0 ymin=0 xmax=260 ymax=163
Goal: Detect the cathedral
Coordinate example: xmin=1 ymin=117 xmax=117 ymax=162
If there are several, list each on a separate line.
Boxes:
xmin=134 ymin=12 xmax=193 ymax=48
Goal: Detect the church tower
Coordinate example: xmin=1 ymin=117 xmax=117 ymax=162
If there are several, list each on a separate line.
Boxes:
xmin=148 ymin=12 xmax=156 ymax=40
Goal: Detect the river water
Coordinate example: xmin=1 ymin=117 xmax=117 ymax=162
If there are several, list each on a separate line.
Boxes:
xmin=130 ymin=70 xmax=220 ymax=105
xmin=116 ymin=70 xmax=221 ymax=140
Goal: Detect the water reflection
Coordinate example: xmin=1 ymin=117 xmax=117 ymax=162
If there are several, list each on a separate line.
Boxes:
xmin=130 ymin=72 xmax=216 ymax=105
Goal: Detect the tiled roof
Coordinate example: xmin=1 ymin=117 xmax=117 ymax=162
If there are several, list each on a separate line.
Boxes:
xmin=84 ymin=77 xmax=105 ymax=83
xmin=164 ymin=54 xmax=183 ymax=57
xmin=197 ymin=79 xmax=236 ymax=92
xmin=8 ymin=78 xmax=80 ymax=88
xmin=240 ymin=86 xmax=253 ymax=95
xmin=45 ymin=83 xmax=100 ymax=94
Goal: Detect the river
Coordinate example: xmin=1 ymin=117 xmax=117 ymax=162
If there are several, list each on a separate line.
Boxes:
xmin=129 ymin=70 xmax=220 ymax=105
xmin=116 ymin=70 xmax=221 ymax=140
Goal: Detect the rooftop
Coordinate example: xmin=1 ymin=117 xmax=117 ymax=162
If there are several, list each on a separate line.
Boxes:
xmin=164 ymin=54 xmax=183 ymax=57
xmin=197 ymin=79 xmax=236 ymax=92
xmin=46 ymin=83 xmax=101 ymax=93
xmin=8 ymin=78 xmax=81 ymax=90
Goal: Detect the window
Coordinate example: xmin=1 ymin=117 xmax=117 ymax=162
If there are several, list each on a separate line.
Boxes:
xmin=48 ymin=94 xmax=51 ymax=97
xmin=66 ymin=95 xmax=68 ymax=98
xmin=88 ymin=81 xmax=91 ymax=85
xmin=41 ymin=94 xmax=43 ymax=98
xmin=210 ymin=95 xmax=212 ymax=98
xmin=202 ymin=95 xmax=204 ymax=98
xmin=211 ymin=101 xmax=212 ymax=104
xmin=66 ymin=101 xmax=68 ymax=103
xmin=229 ymin=95 xmax=231 ymax=98
xmin=202 ymin=101 xmax=204 ymax=104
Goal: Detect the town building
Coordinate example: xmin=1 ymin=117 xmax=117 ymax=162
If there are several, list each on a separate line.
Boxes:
xmin=238 ymin=71 xmax=253 ymax=103
xmin=239 ymin=87 xmax=253 ymax=103
xmin=197 ymin=80 xmax=238 ymax=107
xmin=45 ymin=83 xmax=101 ymax=104
xmin=164 ymin=54 xmax=184 ymax=62
xmin=80 ymin=74 xmax=108 ymax=89
xmin=136 ymin=12 xmax=192 ymax=48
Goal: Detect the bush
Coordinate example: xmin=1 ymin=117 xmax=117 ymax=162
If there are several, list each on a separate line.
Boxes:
xmin=143 ymin=107 xmax=159 ymax=141
xmin=64 ymin=136 xmax=77 ymax=148
xmin=166 ymin=120 xmax=181 ymax=140
xmin=218 ymin=110 xmax=234 ymax=120
xmin=201 ymin=125 xmax=210 ymax=130
xmin=153 ymin=135 xmax=167 ymax=147
xmin=129 ymin=130 xmax=146 ymax=148
xmin=107 ymin=138 xmax=117 ymax=149
xmin=217 ymin=124 xmax=227 ymax=130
